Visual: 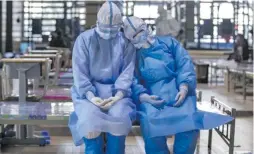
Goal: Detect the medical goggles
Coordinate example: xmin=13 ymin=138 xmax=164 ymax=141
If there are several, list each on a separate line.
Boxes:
xmin=132 ymin=29 xmax=149 ymax=44
xmin=97 ymin=22 xmax=123 ymax=34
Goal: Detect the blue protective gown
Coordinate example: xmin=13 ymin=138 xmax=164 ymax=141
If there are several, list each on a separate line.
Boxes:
xmin=68 ymin=28 xmax=136 ymax=147
xmin=132 ymin=36 xmax=233 ymax=154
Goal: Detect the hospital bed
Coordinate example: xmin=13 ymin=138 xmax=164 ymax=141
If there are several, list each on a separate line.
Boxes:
xmin=1 ymin=58 xmax=51 ymax=102
xmin=208 ymin=96 xmax=236 ymax=154
xmin=28 ymin=49 xmax=66 ymax=72
xmin=211 ymin=61 xmax=253 ymax=100
xmin=194 ymin=59 xmax=253 ymax=100
xmin=0 ymin=58 xmax=71 ymax=146
xmin=226 ymin=67 xmax=253 ymax=100
xmin=197 ymin=91 xmax=237 ymax=154
xmin=0 ymin=58 xmax=51 ymax=146
xmin=25 ymin=48 xmax=73 ymax=87
xmin=21 ymin=54 xmax=62 ymax=85
xmin=1 ymin=58 xmax=71 ymax=102
xmin=29 ymin=49 xmax=69 ymax=72
xmin=47 ymin=47 xmax=71 ymax=71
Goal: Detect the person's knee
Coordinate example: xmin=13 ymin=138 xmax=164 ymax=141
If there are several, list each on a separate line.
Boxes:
xmin=84 ymin=132 xmax=101 ymax=139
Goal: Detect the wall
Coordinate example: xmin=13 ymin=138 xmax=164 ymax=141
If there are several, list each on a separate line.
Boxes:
xmin=1 ymin=1 xmax=22 ymax=52
xmin=85 ymin=1 xmax=103 ymax=29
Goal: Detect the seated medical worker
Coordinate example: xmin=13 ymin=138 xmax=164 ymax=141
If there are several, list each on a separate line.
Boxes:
xmin=68 ymin=3 xmax=136 ymax=154
xmin=123 ymin=16 xmax=233 ymax=154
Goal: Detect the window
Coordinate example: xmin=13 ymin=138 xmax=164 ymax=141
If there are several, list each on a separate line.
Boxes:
xmin=23 ymin=1 xmax=86 ymax=42
xmin=219 ymin=3 xmax=233 ymax=19
xmin=134 ymin=4 xmax=159 ymax=18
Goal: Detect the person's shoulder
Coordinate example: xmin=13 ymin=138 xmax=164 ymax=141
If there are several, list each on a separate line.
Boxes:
xmin=77 ymin=29 xmax=95 ymax=41
xmin=157 ymin=35 xmax=176 ymax=42
xmin=119 ymin=32 xmax=133 ymax=44
xmin=157 ymin=35 xmax=179 ymax=46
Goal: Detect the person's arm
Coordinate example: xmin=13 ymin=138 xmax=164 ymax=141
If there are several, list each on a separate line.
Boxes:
xmin=101 ymin=42 xmax=136 ymax=107
xmin=131 ymin=74 xmax=147 ymax=101
xmin=171 ymin=39 xmax=196 ymax=94
xmin=114 ymin=42 xmax=136 ymax=97
xmin=72 ymin=35 xmax=96 ymax=100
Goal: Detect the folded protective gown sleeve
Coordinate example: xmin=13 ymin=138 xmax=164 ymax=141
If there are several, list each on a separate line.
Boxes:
xmin=72 ymin=35 xmax=96 ymax=99
xmin=114 ymin=43 xmax=136 ymax=96
xmin=131 ymin=74 xmax=148 ymax=102
xmin=166 ymin=37 xmax=196 ymax=93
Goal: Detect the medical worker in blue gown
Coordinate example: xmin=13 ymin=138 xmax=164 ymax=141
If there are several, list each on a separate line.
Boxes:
xmin=68 ymin=2 xmax=136 ymax=154
xmin=123 ymin=16 xmax=233 ymax=154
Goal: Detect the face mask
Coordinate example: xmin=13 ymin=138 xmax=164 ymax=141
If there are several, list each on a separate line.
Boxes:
xmin=134 ymin=41 xmax=151 ymax=49
xmin=134 ymin=43 xmax=144 ymax=49
xmin=132 ymin=31 xmax=148 ymax=44
xmin=132 ymin=31 xmax=151 ymax=49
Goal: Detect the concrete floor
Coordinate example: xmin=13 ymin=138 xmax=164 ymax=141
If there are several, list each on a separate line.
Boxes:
xmin=0 ymin=84 xmax=253 ymax=154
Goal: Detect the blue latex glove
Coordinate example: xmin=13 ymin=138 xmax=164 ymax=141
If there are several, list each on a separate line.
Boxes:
xmin=174 ymin=84 xmax=188 ymax=107
xmin=139 ymin=93 xmax=165 ymax=105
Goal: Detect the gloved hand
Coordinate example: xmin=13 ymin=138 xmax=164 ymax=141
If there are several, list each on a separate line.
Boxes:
xmin=101 ymin=91 xmax=124 ymax=110
xmin=174 ymin=84 xmax=188 ymax=107
xmin=86 ymin=91 xmax=110 ymax=107
xmin=139 ymin=93 xmax=164 ymax=105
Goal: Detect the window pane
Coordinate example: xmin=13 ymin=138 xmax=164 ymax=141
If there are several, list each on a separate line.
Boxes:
xmin=219 ymin=3 xmax=233 ymax=19
xmin=200 ymin=3 xmax=211 ymax=19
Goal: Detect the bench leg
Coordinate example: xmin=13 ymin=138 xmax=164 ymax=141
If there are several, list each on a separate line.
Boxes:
xmin=243 ymin=72 xmax=247 ymax=100
xmin=208 ymin=129 xmax=213 ymax=150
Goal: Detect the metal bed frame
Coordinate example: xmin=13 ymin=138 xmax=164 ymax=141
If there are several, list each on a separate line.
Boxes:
xmin=21 ymin=53 xmax=62 ymax=85
xmin=227 ymin=68 xmax=253 ymax=100
xmin=47 ymin=47 xmax=71 ymax=72
xmin=0 ymin=58 xmax=53 ymax=147
xmin=1 ymin=58 xmax=51 ymax=102
xmin=194 ymin=59 xmax=253 ymax=100
xmin=212 ymin=65 xmax=253 ymax=100
xmin=208 ymin=96 xmax=237 ymax=154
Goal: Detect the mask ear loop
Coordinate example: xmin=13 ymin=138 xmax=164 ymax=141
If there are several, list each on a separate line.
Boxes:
xmin=132 ymin=29 xmax=145 ymax=40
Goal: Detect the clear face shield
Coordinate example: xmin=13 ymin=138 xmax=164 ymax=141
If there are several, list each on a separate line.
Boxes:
xmin=96 ymin=22 xmax=123 ymax=39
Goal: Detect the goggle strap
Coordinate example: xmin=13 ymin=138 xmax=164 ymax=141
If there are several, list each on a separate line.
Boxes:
xmin=126 ymin=17 xmax=137 ymax=32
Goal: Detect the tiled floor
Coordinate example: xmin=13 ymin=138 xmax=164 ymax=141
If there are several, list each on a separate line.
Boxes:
xmin=0 ymin=84 xmax=253 ymax=154
xmin=1 ymin=131 xmax=251 ymax=154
